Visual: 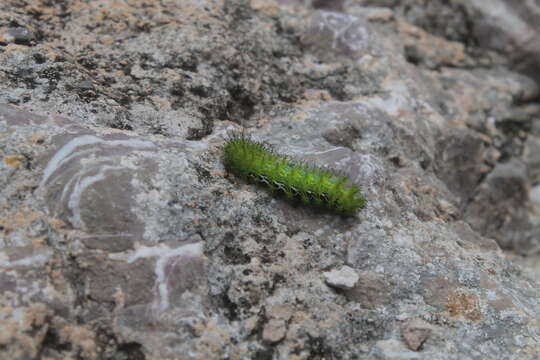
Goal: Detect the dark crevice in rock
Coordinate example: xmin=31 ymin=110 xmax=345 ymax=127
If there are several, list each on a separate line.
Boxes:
xmin=493 ymin=119 xmax=530 ymax=162
xmin=219 ymin=291 xmax=239 ymax=322
xmin=114 ymin=342 xmax=146 ymax=360
xmin=107 ymin=112 xmax=134 ymax=131
xmin=186 ymin=107 xmax=214 ymax=140
xmin=223 ymin=236 xmax=251 ymax=265
xmin=192 ymin=162 xmax=213 ymax=184
xmin=40 ymin=328 xmax=73 ymax=357
xmin=226 ymin=84 xmax=257 ymax=121
xmin=303 ymin=335 xmax=334 ymax=359
xmin=252 ymin=348 xmax=274 ymax=360
xmin=63 ymin=254 xmax=89 ymax=309
xmin=323 ymin=124 xmax=361 ymax=150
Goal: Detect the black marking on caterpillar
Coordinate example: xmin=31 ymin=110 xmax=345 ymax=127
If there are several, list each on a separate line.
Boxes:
xmin=223 ymin=134 xmax=365 ymax=216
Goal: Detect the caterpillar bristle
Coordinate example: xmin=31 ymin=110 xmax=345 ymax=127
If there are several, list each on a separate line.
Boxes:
xmin=222 ymin=134 xmax=365 ymax=216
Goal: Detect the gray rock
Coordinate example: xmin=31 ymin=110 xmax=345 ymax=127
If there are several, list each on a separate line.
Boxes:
xmin=40 ymin=133 xmax=156 ymax=252
xmin=3 ymin=27 xmax=35 ymax=45
xmin=531 ymin=184 xmax=540 ymax=205
xmin=465 ymin=159 xmax=533 ymax=252
xmin=466 ymin=0 xmax=540 ymax=81
xmin=434 ymin=128 xmax=485 ymax=207
xmin=323 ymin=265 xmax=359 ymax=289
xmin=302 ymin=11 xmax=374 ymax=59
xmin=401 ymin=318 xmax=432 ymax=351
xmin=2 ymin=0 xmax=540 ymax=359
xmin=524 ymin=135 xmax=540 ymax=184
xmin=374 ymin=339 xmax=422 ymax=360
xmin=262 ymin=318 xmax=287 ymax=344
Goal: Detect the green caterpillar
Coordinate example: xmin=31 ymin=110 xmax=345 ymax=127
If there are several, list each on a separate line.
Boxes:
xmin=223 ymin=135 xmax=365 ymax=216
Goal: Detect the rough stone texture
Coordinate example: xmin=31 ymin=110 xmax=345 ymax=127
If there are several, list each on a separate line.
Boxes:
xmin=465 ymin=0 xmax=540 ymax=82
xmin=1 ymin=0 xmax=540 ymax=359
xmin=323 ymin=265 xmax=359 ymax=290
xmin=465 ymin=159 xmax=535 ymax=253
xmin=525 ymin=135 xmax=540 ymax=184
xmin=401 ymin=318 xmax=432 ymax=351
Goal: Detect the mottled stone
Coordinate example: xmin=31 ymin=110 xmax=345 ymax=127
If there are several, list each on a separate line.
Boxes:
xmin=262 ymin=318 xmax=287 ymax=344
xmin=2 ymin=0 xmax=540 ymax=359
xmin=40 ymin=133 xmax=157 ymax=252
xmin=531 ymin=185 xmax=540 ymax=205
xmin=449 ymin=221 xmax=500 ymax=252
xmin=0 ymin=245 xmax=61 ymax=307
xmin=434 ymin=127 xmax=485 ymax=207
xmin=375 ymin=339 xmax=421 ymax=360
xmin=401 ymin=318 xmax=432 ymax=351
xmin=79 ymin=254 xmax=156 ymax=308
xmin=3 ymin=27 xmax=35 ymax=45
xmin=302 ymin=11 xmax=374 ymax=59
xmin=344 ymin=271 xmax=393 ymax=308
xmin=468 ymin=0 xmax=540 ymax=81
xmin=465 ymin=159 xmax=533 ymax=252
xmin=524 ymin=135 xmax=540 ymax=184
xmin=0 ymin=303 xmax=55 ymax=359
xmin=113 ymin=242 xmax=210 ymax=358
xmin=398 ymin=21 xmax=471 ymax=68
xmin=266 ymin=304 xmax=293 ymax=321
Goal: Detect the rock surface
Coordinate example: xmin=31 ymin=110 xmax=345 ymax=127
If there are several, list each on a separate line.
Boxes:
xmin=401 ymin=318 xmax=432 ymax=351
xmin=1 ymin=0 xmax=540 ymax=359
xmin=323 ymin=265 xmax=359 ymax=290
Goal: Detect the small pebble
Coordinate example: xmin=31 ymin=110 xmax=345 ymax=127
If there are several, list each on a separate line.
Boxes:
xmin=323 ymin=265 xmax=359 ymax=290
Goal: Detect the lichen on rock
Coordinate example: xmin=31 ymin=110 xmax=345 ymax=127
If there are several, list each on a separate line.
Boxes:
xmin=1 ymin=0 xmax=540 ymax=359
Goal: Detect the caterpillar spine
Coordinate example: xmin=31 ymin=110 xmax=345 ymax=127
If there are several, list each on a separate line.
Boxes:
xmin=223 ymin=135 xmax=365 ymax=216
